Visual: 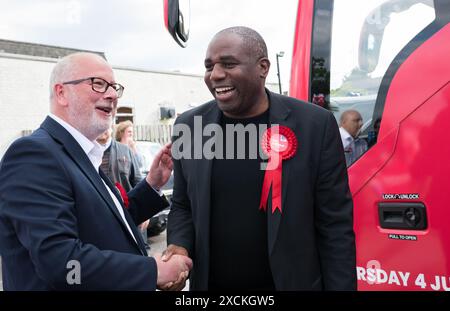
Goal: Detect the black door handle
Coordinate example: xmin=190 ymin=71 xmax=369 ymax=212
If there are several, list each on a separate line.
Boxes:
xmin=378 ymin=202 xmax=427 ymax=230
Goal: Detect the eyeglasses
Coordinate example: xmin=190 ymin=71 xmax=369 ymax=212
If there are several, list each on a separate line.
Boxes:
xmin=62 ymin=77 xmax=124 ymax=98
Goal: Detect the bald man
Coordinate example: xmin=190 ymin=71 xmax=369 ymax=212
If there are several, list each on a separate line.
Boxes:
xmin=339 ymin=109 xmax=368 ymax=166
xmin=164 ymin=27 xmax=356 ymax=291
xmin=0 ymin=52 xmax=192 ymax=290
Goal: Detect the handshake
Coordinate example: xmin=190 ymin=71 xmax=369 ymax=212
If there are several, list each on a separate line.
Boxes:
xmin=155 ymin=244 xmax=192 ymax=291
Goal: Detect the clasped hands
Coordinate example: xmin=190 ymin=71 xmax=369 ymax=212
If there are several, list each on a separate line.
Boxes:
xmin=156 ymin=244 xmax=191 ymax=291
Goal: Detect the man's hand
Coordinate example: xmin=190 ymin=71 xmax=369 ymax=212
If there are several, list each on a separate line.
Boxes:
xmin=154 ymin=253 xmax=192 ymax=290
xmin=159 ymin=244 xmax=190 ymax=290
xmin=146 ymin=142 xmax=173 ymax=190
xmin=162 ymin=244 xmax=189 ymax=261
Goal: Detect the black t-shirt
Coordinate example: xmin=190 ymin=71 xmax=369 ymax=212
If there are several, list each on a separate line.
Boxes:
xmin=208 ymin=109 xmax=275 ymax=290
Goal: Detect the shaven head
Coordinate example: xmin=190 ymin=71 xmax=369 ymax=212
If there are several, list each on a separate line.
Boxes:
xmin=339 ymin=110 xmax=360 ymax=125
xmin=340 ymin=109 xmax=363 ymax=138
xmin=214 ymin=26 xmax=268 ymax=60
xmin=204 ymin=26 xmax=271 ymax=118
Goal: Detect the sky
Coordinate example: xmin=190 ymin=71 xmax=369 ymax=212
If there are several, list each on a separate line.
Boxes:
xmin=0 ymin=0 xmax=298 ymax=89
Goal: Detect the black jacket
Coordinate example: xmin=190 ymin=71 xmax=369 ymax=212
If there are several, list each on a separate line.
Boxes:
xmin=167 ymin=90 xmax=356 ymax=290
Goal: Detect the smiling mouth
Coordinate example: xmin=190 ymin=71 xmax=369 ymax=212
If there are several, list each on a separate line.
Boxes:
xmin=214 ymin=86 xmax=235 ymax=96
xmin=96 ymin=106 xmax=113 ymax=115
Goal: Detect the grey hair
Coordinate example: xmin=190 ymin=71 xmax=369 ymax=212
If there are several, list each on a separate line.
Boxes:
xmin=48 ymin=52 xmax=105 ymax=100
xmin=49 ymin=54 xmax=77 ymax=100
xmin=215 ymin=26 xmax=268 ymax=60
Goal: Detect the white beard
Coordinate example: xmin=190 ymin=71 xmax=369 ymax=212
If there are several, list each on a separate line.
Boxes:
xmin=67 ymin=98 xmax=113 ymax=141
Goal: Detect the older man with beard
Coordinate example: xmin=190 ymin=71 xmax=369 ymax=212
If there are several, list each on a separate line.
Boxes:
xmin=0 ymin=53 xmax=192 ymax=290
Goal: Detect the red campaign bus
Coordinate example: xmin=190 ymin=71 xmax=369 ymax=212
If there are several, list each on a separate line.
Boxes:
xmin=164 ymin=0 xmax=450 ymax=291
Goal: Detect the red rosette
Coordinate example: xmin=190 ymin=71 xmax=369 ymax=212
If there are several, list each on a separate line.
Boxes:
xmin=259 ymin=125 xmax=298 ymax=214
xmin=261 ymin=125 xmax=297 ymax=160
xmin=115 ymin=182 xmax=129 ymax=208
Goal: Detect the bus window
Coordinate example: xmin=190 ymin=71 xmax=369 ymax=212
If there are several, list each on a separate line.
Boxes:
xmin=328 ymin=0 xmax=435 ymax=165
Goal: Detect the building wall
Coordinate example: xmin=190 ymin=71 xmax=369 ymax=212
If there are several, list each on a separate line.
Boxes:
xmin=0 ymin=54 xmax=54 ymax=157
xmin=0 ymin=53 xmax=280 ymax=157
xmin=114 ymin=66 xmax=280 ymax=125
xmin=113 ymin=67 xmax=213 ymax=125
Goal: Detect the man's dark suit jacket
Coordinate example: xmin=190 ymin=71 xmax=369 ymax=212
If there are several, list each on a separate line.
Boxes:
xmin=167 ymin=90 xmax=356 ymax=290
xmin=0 ymin=117 xmax=167 ymax=290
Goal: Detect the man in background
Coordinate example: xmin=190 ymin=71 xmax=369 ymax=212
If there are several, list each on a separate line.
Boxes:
xmin=97 ymin=127 xmax=143 ymax=192
xmin=339 ymin=109 xmax=368 ymax=166
xmin=97 ymin=127 xmax=152 ymax=249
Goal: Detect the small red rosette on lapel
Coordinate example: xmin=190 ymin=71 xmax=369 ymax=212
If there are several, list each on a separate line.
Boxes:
xmin=259 ymin=125 xmax=297 ymax=214
xmin=115 ymin=182 xmax=129 ymax=208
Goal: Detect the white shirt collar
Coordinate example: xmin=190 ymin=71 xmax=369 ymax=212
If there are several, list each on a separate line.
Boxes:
xmin=339 ymin=127 xmax=353 ymax=148
xmin=48 ymin=115 xmax=138 ymax=245
xmin=49 ymin=114 xmax=104 ymax=171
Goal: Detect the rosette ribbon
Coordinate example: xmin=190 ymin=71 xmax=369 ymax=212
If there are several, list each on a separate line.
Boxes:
xmin=115 ymin=182 xmax=129 ymax=208
xmin=259 ymin=125 xmax=297 ymax=213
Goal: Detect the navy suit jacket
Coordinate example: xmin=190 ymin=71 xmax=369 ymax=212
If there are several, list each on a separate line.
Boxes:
xmin=0 ymin=117 xmax=167 ymax=290
xmin=167 ymin=90 xmax=356 ymax=290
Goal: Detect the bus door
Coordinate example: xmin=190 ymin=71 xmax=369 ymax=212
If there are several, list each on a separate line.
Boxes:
xmin=292 ymin=0 xmax=450 ymax=290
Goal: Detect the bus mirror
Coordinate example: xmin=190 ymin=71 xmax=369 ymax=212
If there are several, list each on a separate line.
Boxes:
xmin=358 ymin=0 xmax=433 ymax=72
xmin=164 ymin=0 xmax=190 ymax=48
xmin=358 ymin=10 xmax=387 ymax=73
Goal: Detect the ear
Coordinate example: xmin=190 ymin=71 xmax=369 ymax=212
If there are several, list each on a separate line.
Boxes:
xmin=258 ymin=58 xmax=271 ymax=78
xmin=54 ymin=84 xmax=69 ymax=107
